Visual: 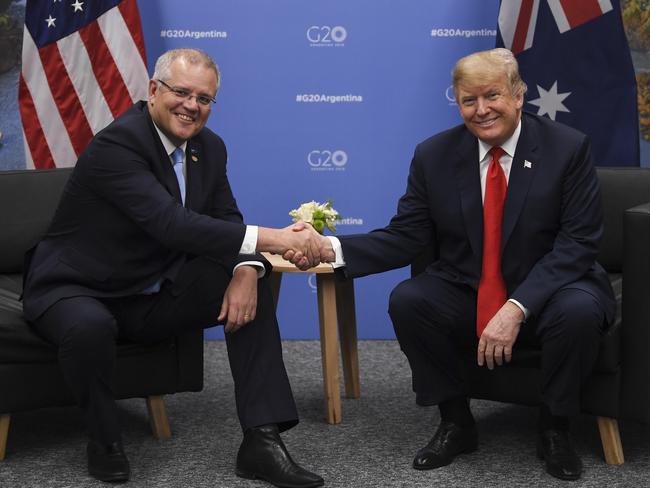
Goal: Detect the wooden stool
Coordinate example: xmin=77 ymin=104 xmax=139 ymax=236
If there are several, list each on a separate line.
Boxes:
xmin=263 ymin=253 xmax=360 ymax=424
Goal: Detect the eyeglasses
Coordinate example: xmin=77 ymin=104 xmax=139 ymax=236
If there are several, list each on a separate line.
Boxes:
xmin=157 ymin=79 xmax=216 ymax=106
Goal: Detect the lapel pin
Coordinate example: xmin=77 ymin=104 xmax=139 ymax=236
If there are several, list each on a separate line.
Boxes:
xmin=524 ymin=160 xmax=532 ymax=169
xmin=190 ymin=147 xmax=199 ymax=163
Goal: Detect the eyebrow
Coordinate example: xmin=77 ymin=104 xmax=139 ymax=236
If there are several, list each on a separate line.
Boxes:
xmin=168 ymin=82 xmax=214 ymax=98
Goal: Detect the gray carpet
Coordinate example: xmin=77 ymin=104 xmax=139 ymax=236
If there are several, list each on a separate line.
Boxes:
xmin=2 ymin=340 xmax=649 ymax=487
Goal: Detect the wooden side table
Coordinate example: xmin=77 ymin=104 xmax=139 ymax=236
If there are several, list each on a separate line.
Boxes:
xmin=262 ymin=253 xmax=360 ymax=424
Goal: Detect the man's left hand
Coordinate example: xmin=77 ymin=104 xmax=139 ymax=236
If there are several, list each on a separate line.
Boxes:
xmin=218 ymin=265 xmax=258 ymax=333
xmin=477 ymin=301 xmax=524 ymax=370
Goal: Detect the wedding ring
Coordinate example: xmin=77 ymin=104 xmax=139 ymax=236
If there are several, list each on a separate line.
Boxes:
xmin=244 ymin=314 xmax=250 ymax=319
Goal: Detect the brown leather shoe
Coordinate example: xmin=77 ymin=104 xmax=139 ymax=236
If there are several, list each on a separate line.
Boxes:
xmin=413 ymin=421 xmax=478 ymax=470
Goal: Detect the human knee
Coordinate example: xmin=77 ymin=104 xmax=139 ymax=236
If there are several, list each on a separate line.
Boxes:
xmin=388 ymin=279 xmax=426 ymax=323
xmin=59 ymin=313 xmax=118 ymax=357
xmin=545 ymin=291 xmax=604 ymax=340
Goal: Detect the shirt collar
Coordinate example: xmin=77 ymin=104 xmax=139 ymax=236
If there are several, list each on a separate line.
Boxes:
xmin=152 ymin=122 xmax=187 ymax=160
xmin=477 ymin=118 xmax=522 ymax=162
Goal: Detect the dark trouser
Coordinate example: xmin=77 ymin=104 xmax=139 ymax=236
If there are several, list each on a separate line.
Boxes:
xmin=388 ymin=272 xmax=605 ymax=417
xmin=31 ymin=257 xmax=298 ymax=445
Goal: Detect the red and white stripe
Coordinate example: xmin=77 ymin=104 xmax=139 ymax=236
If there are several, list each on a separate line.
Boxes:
xmin=19 ymin=0 xmax=148 ymax=169
xmin=498 ymin=0 xmax=540 ymax=55
xmin=499 ymin=0 xmax=614 ymax=55
xmin=547 ymin=0 xmax=613 ymax=33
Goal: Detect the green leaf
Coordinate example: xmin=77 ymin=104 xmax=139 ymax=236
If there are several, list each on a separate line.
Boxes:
xmin=313 ymin=219 xmax=325 ymax=234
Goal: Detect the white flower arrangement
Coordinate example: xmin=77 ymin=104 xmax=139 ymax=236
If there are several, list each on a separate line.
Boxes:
xmin=289 ymin=200 xmax=340 ymax=234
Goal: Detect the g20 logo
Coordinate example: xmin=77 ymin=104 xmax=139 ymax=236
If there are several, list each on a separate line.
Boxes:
xmin=307 ymin=274 xmax=317 ymax=292
xmin=308 ymin=150 xmax=348 ymax=168
xmin=307 ymin=25 xmax=347 ymax=44
xmin=445 ymin=85 xmax=457 ymax=104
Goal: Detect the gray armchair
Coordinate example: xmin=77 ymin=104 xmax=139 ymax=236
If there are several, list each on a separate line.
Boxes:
xmin=0 ymin=168 xmax=204 ymax=460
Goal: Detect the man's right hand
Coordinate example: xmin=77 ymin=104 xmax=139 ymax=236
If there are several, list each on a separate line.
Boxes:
xmin=282 ymin=230 xmax=335 ymax=269
xmin=257 ymin=223 xmax=323 ymax=269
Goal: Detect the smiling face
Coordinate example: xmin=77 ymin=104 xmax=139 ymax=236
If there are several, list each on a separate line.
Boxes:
xmin=147 ymin=57 xmax=218 ymax=146
xmin=456 ymin=75 xmax=523 ymax=147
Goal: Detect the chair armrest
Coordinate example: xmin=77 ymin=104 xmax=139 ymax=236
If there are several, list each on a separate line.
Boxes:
xmin=620 ymin=201 xmax=650 ymax=422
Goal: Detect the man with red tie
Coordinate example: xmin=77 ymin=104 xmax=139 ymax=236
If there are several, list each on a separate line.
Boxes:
xmin=290 ymin=48 xmax=615 ymax=480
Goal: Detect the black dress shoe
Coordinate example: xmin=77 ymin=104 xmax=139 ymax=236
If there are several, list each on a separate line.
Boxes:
xmin=537 ymin=428 xmax=582 ymax=480
xmin=87 ymin=440 xmax=130 ymax=483
xmin=413 ymin=421 xmax=478 ymax=470
xmin=236 ymin=424 xmax=324 ymax=488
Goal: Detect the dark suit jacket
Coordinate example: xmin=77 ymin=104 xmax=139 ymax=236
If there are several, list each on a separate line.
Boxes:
xmin=23 ymin=101 xmax=268 ymax=321
xmin=339 ymin=112 xmax=616 ymax=323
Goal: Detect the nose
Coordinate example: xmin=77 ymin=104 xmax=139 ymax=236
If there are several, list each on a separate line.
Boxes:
xmin=182 ymin=95 xmax=200 ymax=110
xmin=476 ymin=97 xmax=490 ymax=116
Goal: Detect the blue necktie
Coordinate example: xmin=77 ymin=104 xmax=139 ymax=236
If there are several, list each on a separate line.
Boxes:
xmin=171 ymin=147 xmax=185 ymax=205
xmin=141 ymin=147 xmax=185 ymax=295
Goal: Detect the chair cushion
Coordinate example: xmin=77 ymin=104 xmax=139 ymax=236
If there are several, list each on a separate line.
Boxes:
xmin=0 ymin=168 xmax=73 ymax=273
xmin=0 ymin=273 xmax=56 ymax=363
xmin=0 ymin=272 xmax=178 ymax=364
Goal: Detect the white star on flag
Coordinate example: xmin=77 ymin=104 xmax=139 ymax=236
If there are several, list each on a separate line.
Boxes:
xmin=45 ymin=15 xmax=56 ymax=27
xmin=71 ymin=0 xmax=84 ymax=12
xmin=528 ymin=81 xmax=571 ymax=121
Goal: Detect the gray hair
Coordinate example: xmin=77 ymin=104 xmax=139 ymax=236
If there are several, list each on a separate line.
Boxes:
xmin=452 ymin=48 xmax=527 ymax=99
xmin=153 ymin=48 xmax=221 ymax=91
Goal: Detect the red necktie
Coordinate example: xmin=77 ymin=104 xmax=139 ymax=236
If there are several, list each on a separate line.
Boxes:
xmin=476 ymin=146 xmax=507 ymax=337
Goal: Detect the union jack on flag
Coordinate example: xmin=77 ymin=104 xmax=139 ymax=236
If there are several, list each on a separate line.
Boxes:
xmin=499 ymin=0 xmax=614 ymax=54
xmin=497 ymin=0 xmax=639 ymax=166
xmin=19 ymin=0 xmax=148 ymax=169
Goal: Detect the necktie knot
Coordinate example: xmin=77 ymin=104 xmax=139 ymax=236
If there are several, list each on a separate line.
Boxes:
xmin=171 ymin=147 xmax=184 ymax=166
xmin=489 ymin=146 xmax=505 ymax=163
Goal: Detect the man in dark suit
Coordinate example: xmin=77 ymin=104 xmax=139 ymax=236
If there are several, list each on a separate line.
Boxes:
xmin=289 ymin=48 xmax=615 ymax=480
xmin=23 ymin=48 xmax=324 ymax=487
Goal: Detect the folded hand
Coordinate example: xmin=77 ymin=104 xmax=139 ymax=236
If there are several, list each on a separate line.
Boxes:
xmin=218 ymin=266 xmax=258 ymax=333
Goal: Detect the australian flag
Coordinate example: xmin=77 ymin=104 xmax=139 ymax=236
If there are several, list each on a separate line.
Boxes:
xmin=497 ymin=0 xmax=639 ymax=166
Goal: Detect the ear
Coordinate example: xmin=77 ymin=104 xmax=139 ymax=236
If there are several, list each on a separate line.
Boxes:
xmin=514 ymin=91 xmax=524 ymax=110
xmin=147 ymin=79 xmax=158 ymax=102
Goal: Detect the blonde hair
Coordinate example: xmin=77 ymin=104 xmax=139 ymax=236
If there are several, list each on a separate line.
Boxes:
xmin=452 ymin=48 xmax=526 ymax=99
xmin=153 ymin=48 xmax=220 ymax=91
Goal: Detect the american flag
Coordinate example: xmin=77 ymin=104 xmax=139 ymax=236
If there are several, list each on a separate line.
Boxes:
xmin=19 ymin=0 xmax=148 ymax=169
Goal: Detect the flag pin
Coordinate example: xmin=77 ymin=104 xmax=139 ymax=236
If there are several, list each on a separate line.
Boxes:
xmin=524 ymin=160 xmax=532 ymax=169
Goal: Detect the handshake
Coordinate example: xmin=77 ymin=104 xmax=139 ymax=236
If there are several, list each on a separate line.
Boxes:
xmin=257 ymin=222 xmax=336 ymax=270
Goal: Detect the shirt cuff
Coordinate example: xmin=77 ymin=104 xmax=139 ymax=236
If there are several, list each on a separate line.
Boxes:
xmin=508 ymin=298 xmax=529 ymax=322
xmin=326 ymin=236 xmax=346 ymax=268
xmin=234 ymin=261 xmax=266 ymax=279
xmin=240 ymin=225 xmax=258 ymax=255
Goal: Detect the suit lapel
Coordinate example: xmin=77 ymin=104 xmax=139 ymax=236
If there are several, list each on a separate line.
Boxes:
xmin=454 ymin=130 xmax=483 ymax=260
xmin=143 ymin=106 xmax=184 ymax=203
xmin=502 ymin=115 xmax=539 ymax=249
xmin=184 ymin=140 xmax=203 ymax=210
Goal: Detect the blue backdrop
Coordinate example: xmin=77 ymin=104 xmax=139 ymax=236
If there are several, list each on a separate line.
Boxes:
xmin=132 ymin=0 xmax=500 ymax=339
xmin=0 ymin=1 xmax=502 ymax=339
